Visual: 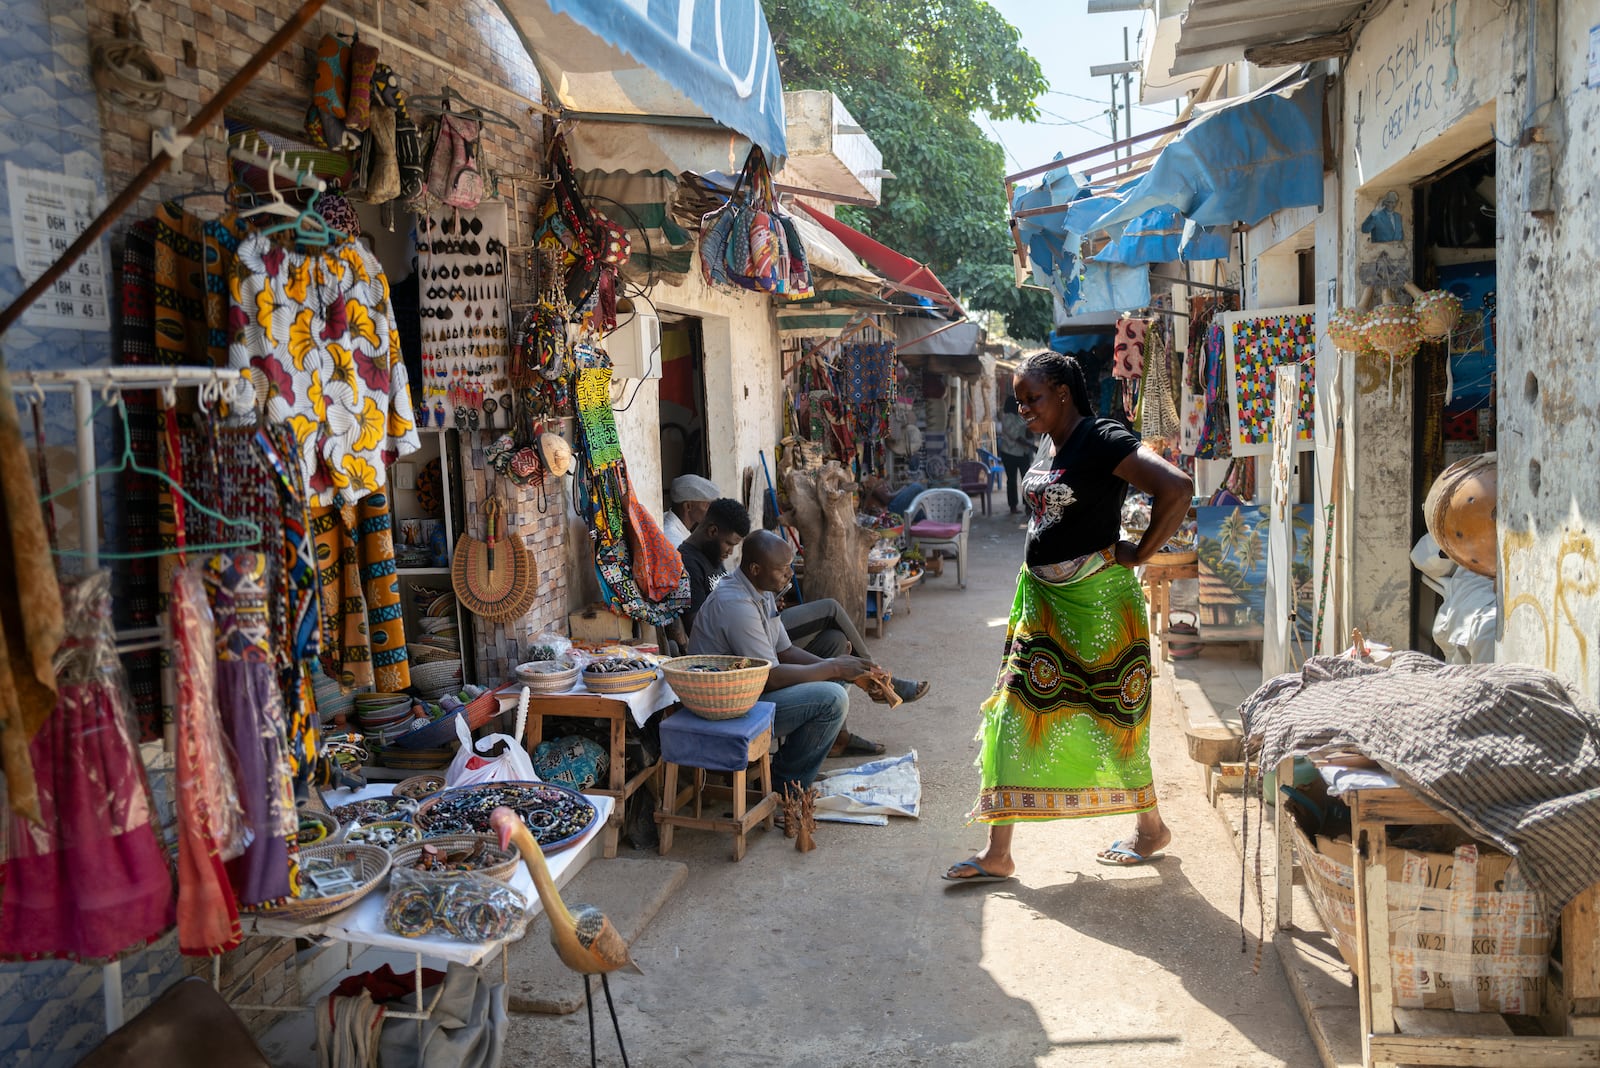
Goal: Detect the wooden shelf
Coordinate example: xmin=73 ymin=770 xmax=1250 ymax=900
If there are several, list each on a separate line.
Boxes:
xmin=397 ymin=566 xmax=450 ymax=575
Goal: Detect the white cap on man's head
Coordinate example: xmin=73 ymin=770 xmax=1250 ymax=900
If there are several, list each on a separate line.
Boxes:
xmin=670 ymin=474 xmax=719 ymax=504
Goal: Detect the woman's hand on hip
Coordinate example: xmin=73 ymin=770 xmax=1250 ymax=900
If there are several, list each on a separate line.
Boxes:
xmin=1113 ymin=540 xmax=1142 ymax=569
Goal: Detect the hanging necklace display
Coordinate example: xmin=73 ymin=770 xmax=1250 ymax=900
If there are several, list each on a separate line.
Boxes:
xmin=416 ymin=201 xmax=511 ymax=429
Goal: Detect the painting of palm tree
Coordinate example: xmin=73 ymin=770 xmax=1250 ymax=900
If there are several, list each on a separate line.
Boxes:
xmin=1196 ymin=504 xmax=1271 ymax=637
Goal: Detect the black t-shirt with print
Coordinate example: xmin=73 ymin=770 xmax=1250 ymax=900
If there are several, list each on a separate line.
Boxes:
xmin=679 ymin=539 xmax=725 ymax=633
xmin=1022 ymin=417 xmax=1141 ymax=567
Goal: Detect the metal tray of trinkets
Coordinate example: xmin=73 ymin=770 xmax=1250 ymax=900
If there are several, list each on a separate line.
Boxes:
xmin=413 ymin=780 xmax=599 ymax=854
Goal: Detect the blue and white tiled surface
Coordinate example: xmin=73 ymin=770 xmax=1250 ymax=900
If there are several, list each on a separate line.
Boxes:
xmin=0 ymin=2 xmax=186 ymax=1063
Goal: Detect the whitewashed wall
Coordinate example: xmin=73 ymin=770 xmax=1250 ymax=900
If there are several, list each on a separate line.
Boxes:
xmin=1330 ymin=0 xmax=1510 ymax=647
xmin=1494 ymin=0 xmax=1600 ymax=697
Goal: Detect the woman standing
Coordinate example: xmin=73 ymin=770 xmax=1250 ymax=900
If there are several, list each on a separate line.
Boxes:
xmin=997 ymin=396 xmax=1034 ymax=516
xmin=945 ymin=349 xmax=1193 ymax=882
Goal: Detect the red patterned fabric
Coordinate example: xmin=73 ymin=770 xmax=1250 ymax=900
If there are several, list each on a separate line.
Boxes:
xmin=1114 ymin=318 xmax=1150 ymax=380
xmin=625 ymin=495 xmax=684 ymax=602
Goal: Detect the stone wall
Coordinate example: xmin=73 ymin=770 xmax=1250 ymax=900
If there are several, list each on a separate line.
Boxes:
xmin=1493 ymin=0 xmax=1600 ymax=697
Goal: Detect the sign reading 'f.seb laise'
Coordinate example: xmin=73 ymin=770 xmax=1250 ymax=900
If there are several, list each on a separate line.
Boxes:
xmin=500 ymin=0 xmax=789 ymax=163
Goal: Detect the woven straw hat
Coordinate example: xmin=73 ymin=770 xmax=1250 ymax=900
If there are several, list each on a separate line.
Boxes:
xmin=538 ymin=432 xmax=574 ymax=478
xmin=451 ymin=497 xmax=538 ymax=622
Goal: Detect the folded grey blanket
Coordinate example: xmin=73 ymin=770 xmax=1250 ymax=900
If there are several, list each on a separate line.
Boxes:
xmin=1242 ymin=651 xmax=1600 ymax=920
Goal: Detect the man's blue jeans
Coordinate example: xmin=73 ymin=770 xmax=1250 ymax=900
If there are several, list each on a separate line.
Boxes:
xmin=764 ymin=681 xmax=849 ymax=793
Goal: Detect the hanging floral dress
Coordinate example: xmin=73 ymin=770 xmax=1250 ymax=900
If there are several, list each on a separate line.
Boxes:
xmin=227 ymin=233 xmax=421 ymax=507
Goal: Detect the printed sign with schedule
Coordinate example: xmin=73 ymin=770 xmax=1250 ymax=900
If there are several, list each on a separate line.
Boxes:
xmin=5 ymin=162 xmax=110 ymax=332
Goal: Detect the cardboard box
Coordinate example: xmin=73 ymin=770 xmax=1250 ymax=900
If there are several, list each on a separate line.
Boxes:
xmin=568 ymin=603 xmax=636 ymax=643
xmin=1290 ymin=822 xmax=1549 ymax=1014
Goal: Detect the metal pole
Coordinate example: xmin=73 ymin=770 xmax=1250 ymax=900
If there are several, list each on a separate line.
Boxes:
xmin=1123 ymin=29 xmax=1134 ymax=163
xmin=73 ymin=378 xmax=97 ymax=573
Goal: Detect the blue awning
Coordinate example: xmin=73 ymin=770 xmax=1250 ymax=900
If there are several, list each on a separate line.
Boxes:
xmin=1083 ymin=76 xmax=1325 ymax=234
xmin=496 ymin=0 xmax=788 ymax=162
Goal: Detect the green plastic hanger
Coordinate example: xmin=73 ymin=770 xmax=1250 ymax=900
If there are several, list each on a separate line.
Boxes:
xmin=257 ymin=186 xmax=346 ymax=248
xmin=41 ymin=394 xmax=264 ymax=560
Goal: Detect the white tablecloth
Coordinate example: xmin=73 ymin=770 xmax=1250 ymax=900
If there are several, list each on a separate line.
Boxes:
xmin=242 ymin=786 xmax=613 ymax=966
xmin=529 ymin=675 xmax=679 ymax=729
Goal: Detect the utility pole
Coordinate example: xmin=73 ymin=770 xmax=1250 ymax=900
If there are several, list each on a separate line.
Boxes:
xmin=1122 ymin=27 xmax=1134 ymax=162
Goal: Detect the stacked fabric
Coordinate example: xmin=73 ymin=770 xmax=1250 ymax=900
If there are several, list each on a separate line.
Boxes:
xmin=407 ymin=589 xmax=463 ymax=700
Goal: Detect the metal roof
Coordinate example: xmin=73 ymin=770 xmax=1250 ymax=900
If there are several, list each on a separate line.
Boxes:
xmin=1170 ymin=0 xmax=1375 ymax=75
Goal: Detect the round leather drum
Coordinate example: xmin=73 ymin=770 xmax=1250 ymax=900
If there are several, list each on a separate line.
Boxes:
xmin=1423 ymin=453 xmax=1497 ymax=577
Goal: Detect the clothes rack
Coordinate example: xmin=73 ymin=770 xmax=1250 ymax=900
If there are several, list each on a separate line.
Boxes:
xmin=9 ymin=365 xmax=255 ymax=1036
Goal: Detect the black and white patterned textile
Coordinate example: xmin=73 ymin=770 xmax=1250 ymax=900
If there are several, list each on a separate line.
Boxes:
xmin=1242 ymin=651 xmax=1600 ymax=920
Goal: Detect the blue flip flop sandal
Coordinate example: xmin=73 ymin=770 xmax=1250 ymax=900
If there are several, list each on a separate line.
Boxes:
xmin=1095 ymin=840 xmax=1164 ymax=866
xmin=942 ymin=859 xmax=1014 ymax=884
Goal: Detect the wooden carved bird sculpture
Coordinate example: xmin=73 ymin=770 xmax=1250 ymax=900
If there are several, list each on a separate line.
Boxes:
xmin=491 ymin=806 xmax=640 ymax=1068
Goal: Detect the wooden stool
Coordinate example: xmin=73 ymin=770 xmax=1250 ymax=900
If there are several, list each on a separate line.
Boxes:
xmin=656 ymin=701 xmax=778 ymax=861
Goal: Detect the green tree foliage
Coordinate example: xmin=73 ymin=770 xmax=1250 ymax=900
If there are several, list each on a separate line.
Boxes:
xmin=765 ymin=0 xmax=1055 ymax=342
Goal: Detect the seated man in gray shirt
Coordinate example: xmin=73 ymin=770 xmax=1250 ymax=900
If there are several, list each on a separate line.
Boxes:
xmin=688 ymin=530 xmax=878 ymax=795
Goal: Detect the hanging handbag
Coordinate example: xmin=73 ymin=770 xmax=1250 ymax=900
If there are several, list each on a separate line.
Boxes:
xmin=304 ymin=33 xmax=353 ymax=149
xmin=358 ymin=102 xmax=401 ymax=204
xmin=344 ymin=38 xmax=380 ymax=133
xmin=424 ymin=112 xmax=484 ymax=210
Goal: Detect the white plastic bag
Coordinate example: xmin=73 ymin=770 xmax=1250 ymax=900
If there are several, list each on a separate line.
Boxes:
xmin=445 ymin=688 xmax=540 ymax=787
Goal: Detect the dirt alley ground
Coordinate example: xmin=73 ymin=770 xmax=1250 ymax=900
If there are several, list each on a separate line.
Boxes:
xmin=505 ymin=507 xmax=1318 ymax=1067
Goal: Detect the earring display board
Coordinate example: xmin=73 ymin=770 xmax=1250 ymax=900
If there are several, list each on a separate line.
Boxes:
xmin=417 ymin=201 xmax=510 ymax=431
xmin=1220 ymin=306 xmax=1316 ymax=457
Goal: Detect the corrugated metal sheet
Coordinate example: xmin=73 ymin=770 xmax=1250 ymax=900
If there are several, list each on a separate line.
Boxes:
xmin=1171 ymin=0 xmax=1370 ymax=74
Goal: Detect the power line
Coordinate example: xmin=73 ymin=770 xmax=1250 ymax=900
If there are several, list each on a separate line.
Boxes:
xmin=1047 ymin=87 xmax=1172 ymax=115
xmin=982 ymin=114 xmax=1022 ymax=170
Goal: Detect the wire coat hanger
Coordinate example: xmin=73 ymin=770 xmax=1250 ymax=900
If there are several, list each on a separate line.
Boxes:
xmin=409 ymin=85 xmax=519 ymax=130
xmin=41 ymin=392 xmax=263 ymax=560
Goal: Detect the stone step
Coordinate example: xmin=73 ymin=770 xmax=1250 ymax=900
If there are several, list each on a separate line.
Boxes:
xmin=506 ymin=856 xmax=687 ymax=1015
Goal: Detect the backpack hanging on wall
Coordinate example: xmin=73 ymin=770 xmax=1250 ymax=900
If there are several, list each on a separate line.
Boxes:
xmin=419 ymin=111 xmax=484 ymax=210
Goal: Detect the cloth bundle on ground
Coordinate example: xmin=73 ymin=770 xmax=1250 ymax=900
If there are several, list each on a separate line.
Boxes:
xmin=1242 ymin=652 xmax=1600 ymax=920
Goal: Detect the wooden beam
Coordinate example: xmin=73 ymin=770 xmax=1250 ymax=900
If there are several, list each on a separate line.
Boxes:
xmin=1245 ymin=31 xmax=1353 ymax=67
xmin=1365 ymin=1034 xmax=1600 ymax=1066
xmin=1003 ymin=118 xmax=1191 ymax=184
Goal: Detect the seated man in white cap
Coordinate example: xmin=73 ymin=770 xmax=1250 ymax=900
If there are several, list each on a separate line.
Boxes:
xmin=664 ymin=473 xmax=719 ymax=548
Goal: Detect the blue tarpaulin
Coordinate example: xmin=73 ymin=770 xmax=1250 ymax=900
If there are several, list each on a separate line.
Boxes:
xmin=1011 ymin=166 xmax=1151 ymax=315
xmin=498 ymin=0 xmax=788 ymax=160
xmin=1083 ymin=77 xmax=1324 ymax=234
xmin=1011 ymin=76 xmax=1323 ymax=314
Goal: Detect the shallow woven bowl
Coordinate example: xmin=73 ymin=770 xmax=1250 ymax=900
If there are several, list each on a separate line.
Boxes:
xmin=660 ymin=655 xmax=772 ymax=720
xmin=393 ymin=773 xmax=447 ymax=801
xmin=516 ymin=660 xmax=580 ymax=693
xmin=247 ymin=842 xmax=391 ymax=921
xmin=295 ymin=808 xmax=341 ymax=847
xmin=389 ymin=834 xmax=520 ymax=883
xmin=582 ymin=666 xmax=658 ymax=694
xmin=343 ymin=820 xmax=421 ymax=851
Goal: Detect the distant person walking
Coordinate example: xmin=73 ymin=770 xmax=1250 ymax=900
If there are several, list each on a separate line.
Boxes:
xmin=945 ymin=349 xmax=1193 ymax=883
xmin=997 ymin=396 xmax=1034 ymax=515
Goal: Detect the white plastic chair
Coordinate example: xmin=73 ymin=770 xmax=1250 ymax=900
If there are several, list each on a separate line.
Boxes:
xmin=906 ymin=488 xmax=973 ymax=588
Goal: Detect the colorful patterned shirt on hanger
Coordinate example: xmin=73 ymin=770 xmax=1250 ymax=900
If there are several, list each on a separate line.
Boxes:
xmin=227 ymin=233 xmax=421 ymax=507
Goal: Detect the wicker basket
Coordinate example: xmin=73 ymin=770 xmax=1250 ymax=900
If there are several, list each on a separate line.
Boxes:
xmin=582 ymin=666 xmax=659 ymax=694
xmin=389 ymin=834 xmax=521 ymax=883
xmin=660 ymin=655 xmax=772 ymax=720
xmin=465 ymin=683 xmax=517 ymax=730
xmin=295 ymin=808 xmax=341 ymax=847
xmin=393 ymin=773 xmax=447 ymax=801
xmin=515 ymin=660 xmax=580 ymax=694
xmin=248 ymin=843 xmax=391 ymax=922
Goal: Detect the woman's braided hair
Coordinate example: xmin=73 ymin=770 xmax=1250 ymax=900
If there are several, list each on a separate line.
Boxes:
xmin=1018 ymin=348 xmax=1095 ymax=420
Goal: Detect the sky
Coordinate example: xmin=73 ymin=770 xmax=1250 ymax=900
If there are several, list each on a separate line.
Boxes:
xmin=981 ymin=0 xmax=1187 ymax=177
